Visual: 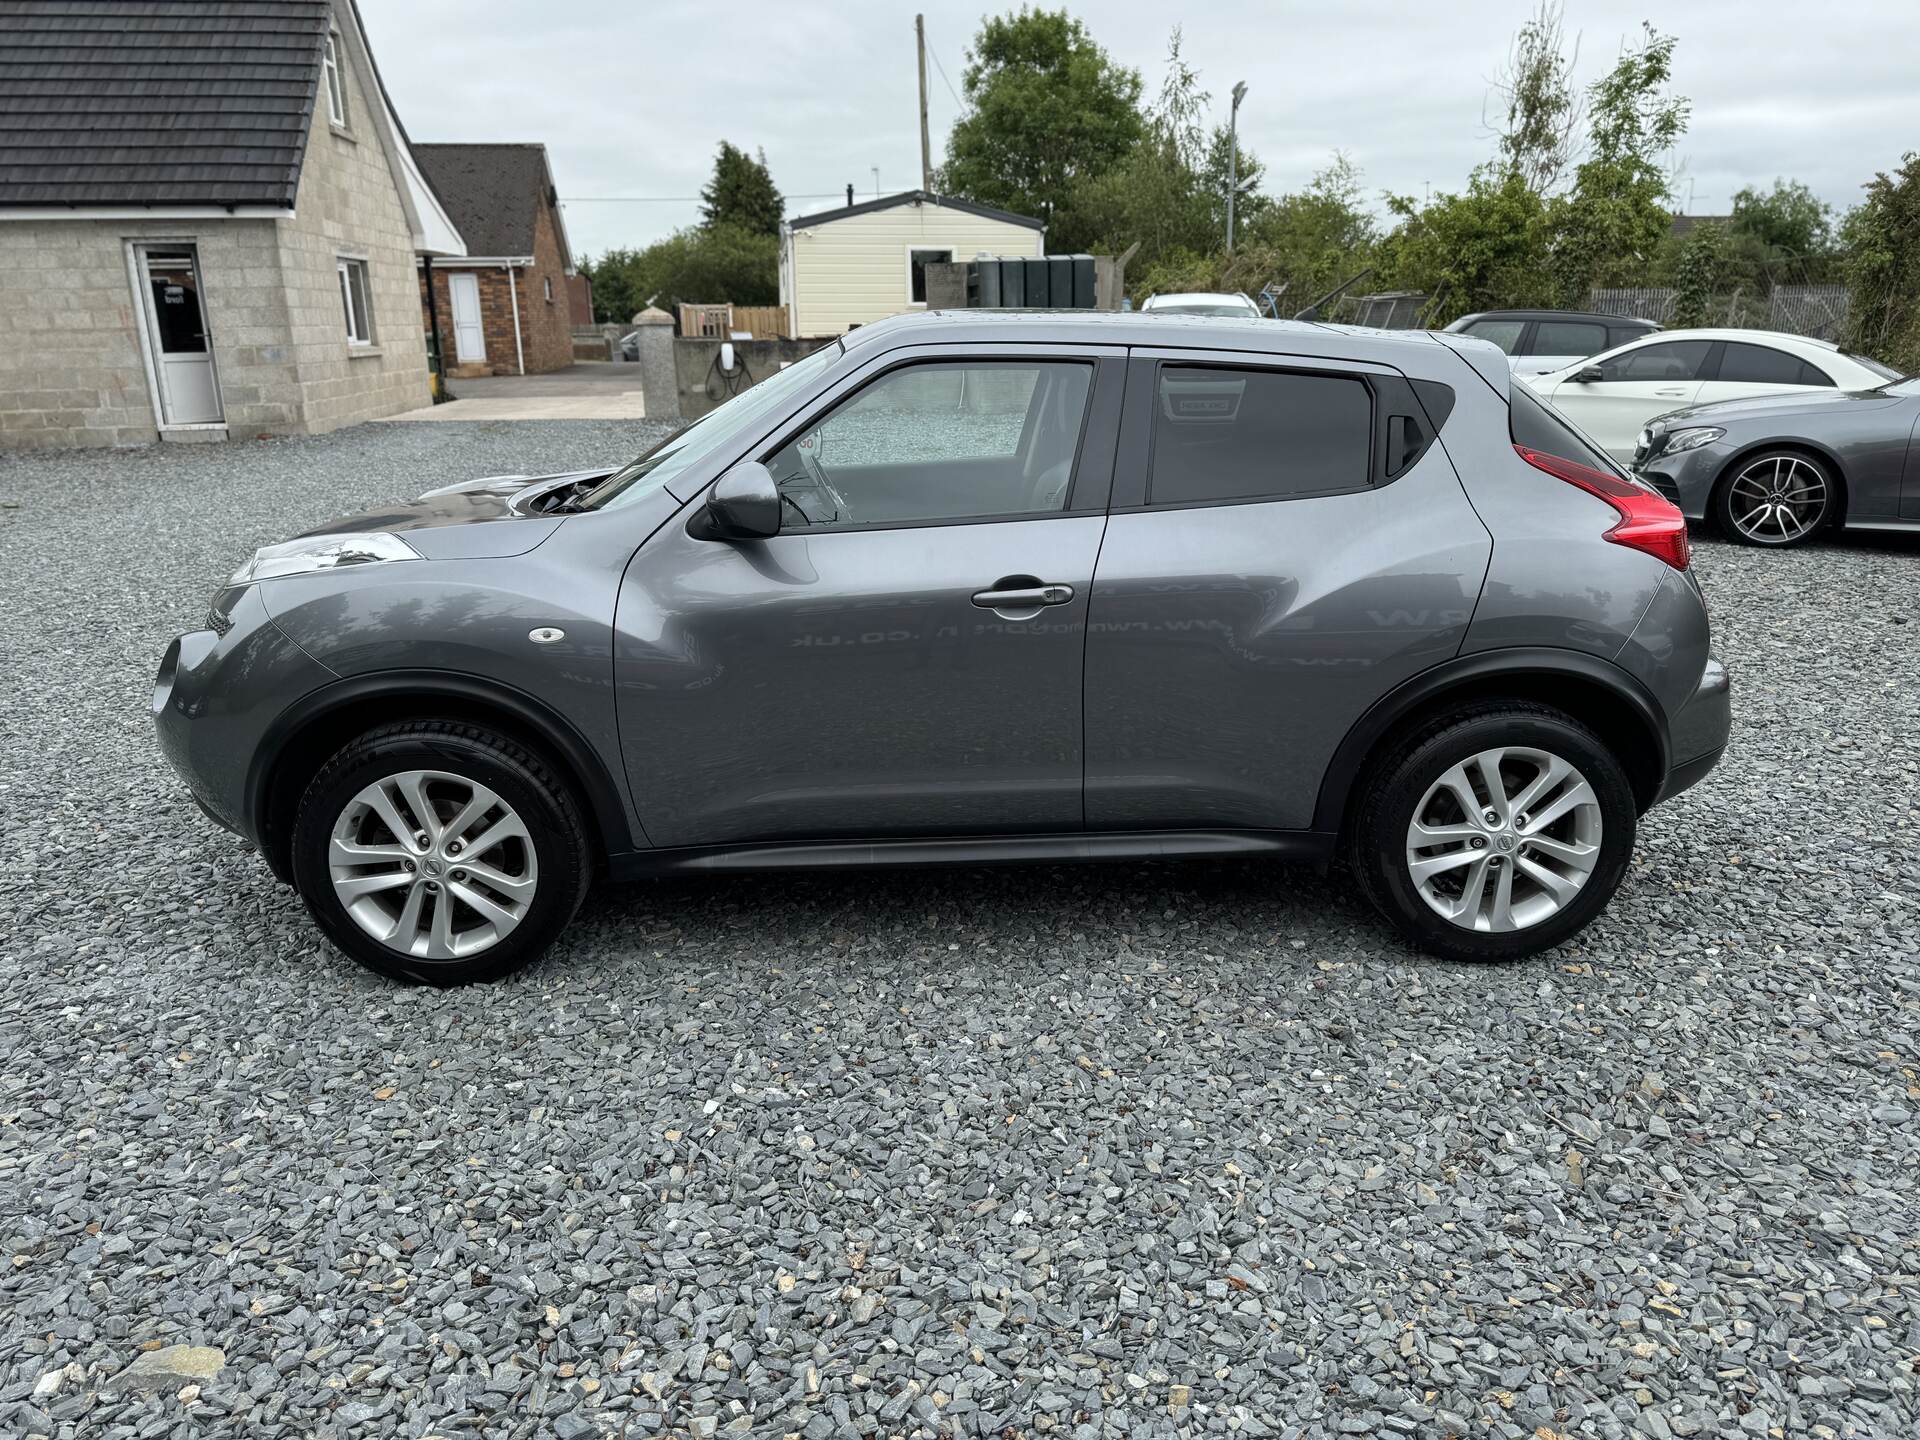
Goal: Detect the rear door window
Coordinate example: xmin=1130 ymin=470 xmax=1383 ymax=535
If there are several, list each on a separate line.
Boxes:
xmin=1148 ymin=365 xmax=1373 ymax=506
xmin=1463 ymin=319 xmax=1526 ymax=354
xmin=1533 ymin=320 xmax=1607 ymax=357
xmin=1717 ymin=341 xmax=1833 ymax=387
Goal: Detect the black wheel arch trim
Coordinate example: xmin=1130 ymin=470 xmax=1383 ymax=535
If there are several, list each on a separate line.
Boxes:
xmin=246 ymin=669 xmax=637 ymax=881
xmin=1311 ymin=646 xmax=1671 ymax=832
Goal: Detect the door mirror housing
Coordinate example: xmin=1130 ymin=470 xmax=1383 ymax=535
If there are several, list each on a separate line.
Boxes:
xmin=1573 ymin=365 xmax=1605 ymax=383
xmin=691 ymin=461 xmax=782 ymax=541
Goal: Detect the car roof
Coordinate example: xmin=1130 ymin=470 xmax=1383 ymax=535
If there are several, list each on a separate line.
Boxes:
xmin=840 ymin=307 xmax=1445 ymax=359
xmin=1454 ymin=310 xmax=1659 ymax=327
xmin=1144 ymin=291 xmax=1255 ymax=306
xmin=1610 ymin=327 xmax=1841 ymax=351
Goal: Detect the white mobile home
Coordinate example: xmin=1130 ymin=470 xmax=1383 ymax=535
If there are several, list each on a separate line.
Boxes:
xmin=779 ymin=190 xmax=1044 ymax=337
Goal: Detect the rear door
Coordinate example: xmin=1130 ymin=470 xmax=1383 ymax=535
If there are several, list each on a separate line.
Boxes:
xmin=1082 ymin=350 xmax=1491 ymax=831
xmin=1698 ymin=339 xmax=1835 ymax=407
xmin=1540 ymin=338 xmax=1714 ymax=462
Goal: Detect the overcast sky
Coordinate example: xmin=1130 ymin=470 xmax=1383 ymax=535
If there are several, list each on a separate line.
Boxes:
xmin=363 ymin=1 xmax=1920 ymax=262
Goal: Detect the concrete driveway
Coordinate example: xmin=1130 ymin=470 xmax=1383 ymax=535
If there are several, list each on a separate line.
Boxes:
xmin=383 ymin=361 xmax=648 ymax=421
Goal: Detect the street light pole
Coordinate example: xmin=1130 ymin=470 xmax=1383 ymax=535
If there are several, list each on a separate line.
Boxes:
xmin=1227 ymin=80 xmax=1248 ymax=254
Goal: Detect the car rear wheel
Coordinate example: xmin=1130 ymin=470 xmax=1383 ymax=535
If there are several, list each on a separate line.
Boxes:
xmin=1714 ymin=449 xmax=1834 ymax=547
xmin=1349 ymin=702 xmax=1636 ymax=961
xmin=291 ymin=721 xmax=592 ymax=985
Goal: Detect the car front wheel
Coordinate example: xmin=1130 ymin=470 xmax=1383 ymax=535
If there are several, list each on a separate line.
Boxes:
xmin=1714 ymin=449 xmax=1834 ymax=547
xmin=1349 ymin=703 xmax=1637 ymax=961
xmin=291 ymin=721 xmax=592 ymax=985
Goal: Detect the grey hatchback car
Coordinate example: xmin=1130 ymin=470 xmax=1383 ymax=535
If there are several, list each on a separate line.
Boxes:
xmin=155 ymin=311 xmax=1729 ymax=984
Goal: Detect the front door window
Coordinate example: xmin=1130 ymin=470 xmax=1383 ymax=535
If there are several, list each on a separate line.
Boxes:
xmin=763 ymin=361 xmax=1093 ymax=527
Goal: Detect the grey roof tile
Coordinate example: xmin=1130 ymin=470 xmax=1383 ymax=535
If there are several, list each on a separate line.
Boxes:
xmin=0 ymin=0 xmax=331 ymax=208
xmin=411 ymin=143 xmax=557 ymax=259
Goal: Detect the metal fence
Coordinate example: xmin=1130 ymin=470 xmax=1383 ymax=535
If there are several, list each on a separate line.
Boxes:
xmin=1339 ymin=292 xmax=1429 ymax=329
xmin=1588 ymin=285 xmax=1850 ymax=339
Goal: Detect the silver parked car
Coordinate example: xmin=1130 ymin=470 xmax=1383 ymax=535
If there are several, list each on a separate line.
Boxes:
xmin=1633 ymin=372 xmax=1920 ymax=545
xmin=154 ymin=312 xmax=1727 ymax=984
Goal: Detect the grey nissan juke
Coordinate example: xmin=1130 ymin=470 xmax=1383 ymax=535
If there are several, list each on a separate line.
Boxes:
xmin=154 ymin=311 xmax=1730 ymax=985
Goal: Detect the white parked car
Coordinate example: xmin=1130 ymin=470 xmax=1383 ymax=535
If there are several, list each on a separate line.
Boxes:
xmin=1524 ymin=329 xmax=1897 ymax=464
xmin=1141 ymin=291 xmax=1263 ymax=318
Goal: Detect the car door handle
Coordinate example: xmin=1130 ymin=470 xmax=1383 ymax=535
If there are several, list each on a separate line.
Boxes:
xmin=1654 ymin=387 xmax=1689 ymax=396
xmin=972 ymin=582 xmax=1074 ymax=608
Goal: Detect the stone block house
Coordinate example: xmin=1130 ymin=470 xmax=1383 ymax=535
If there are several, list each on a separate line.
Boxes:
xmin=412 ymin=144 xmax=577 ymax=377
xmin=0 ymin=0 xmax=465 ymax=449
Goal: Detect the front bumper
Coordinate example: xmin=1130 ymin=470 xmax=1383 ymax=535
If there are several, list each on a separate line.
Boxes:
xmin=1633 ymin=442 xmax=1731 ymax=521
xmin=153 ymin=584 xmax=336 ymax=846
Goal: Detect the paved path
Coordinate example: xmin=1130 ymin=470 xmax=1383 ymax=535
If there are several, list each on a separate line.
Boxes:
xmin=382 ymin=362 xmax=648 ymax=421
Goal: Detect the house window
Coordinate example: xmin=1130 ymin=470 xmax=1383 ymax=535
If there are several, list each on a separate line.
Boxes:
xmin=323 ymin=33 xmax=347 ymax=126
xmin=544 ymin=276 xmax=554 ymax=304
xmin=337 ymin=258 xmax=374 ymax=345
xmin=908 ymin=248 xmax=952 ymax=306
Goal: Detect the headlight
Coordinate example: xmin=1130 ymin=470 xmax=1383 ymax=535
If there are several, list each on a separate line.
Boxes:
xmin=1663 ymin=426 xmax=1724 ymax=454
xmin=228 ymin=531 xmax=421 ymax=586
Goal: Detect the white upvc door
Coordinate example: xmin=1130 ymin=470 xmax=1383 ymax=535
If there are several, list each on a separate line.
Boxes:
xmin=136 ymin=245 xmax=223 ymax=425
xmin=449 ymin=271 xmax=486 ymax=363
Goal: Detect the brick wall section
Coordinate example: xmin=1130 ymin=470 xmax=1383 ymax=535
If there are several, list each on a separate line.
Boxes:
xmin=419 ymin=196 xmax=575 ymax=376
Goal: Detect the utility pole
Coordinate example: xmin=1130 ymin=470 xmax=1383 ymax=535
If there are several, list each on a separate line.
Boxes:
xmin=916 ymin=14 xmax=933 ymax=193
xmin=1227 ymin=81 xmax=1248 ymax=253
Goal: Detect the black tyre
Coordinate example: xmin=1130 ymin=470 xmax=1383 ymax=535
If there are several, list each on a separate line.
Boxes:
xmin=1348 ymin=702 xmax=1636 ymax=962
xmin=291 ymin=720 xmax=593 ymax=985
xmin=1713 ymin=448 xmax=1835 ymax=547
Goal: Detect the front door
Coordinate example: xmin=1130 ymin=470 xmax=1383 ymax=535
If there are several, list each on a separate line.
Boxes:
xmin=449 ymin=271 xmax=486 ymax=363
xmin=1541 ymin=338 xmax=1714 ymax=463
xmin=137 ymin=246 xmax=221 ymax=425
xmin=615 ymin=350 xmax=1124 ymax=848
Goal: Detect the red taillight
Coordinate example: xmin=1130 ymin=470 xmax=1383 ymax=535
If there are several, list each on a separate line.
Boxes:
xmin=1513 ymin=444 xmax=1690 ymax=571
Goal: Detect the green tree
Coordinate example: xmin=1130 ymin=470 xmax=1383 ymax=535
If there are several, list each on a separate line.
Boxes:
xmin=1055 ymin=30 xmax=1220 ymax=275
xmin=1548 ymin=24 xmax=1688 ymax=303
xmin=698 ymin=141 xmax=784 ymax=237
xmin=1490 ymin=0 xmax=1583 ymax=193
xmin=1729 ymin=179 xmax=1832 ymax=260
xmin=1670 ymin=219 xmax=1725 ymax=327
xmin=1842 ymin=152 xmax=1920 ymax=374
xmin=584 ymin=224 xmax=779 ymax=320
xmin=940 ymin=7 xmax=1144 ymax=228
xmin=1376 ymin=167 xmax=1556 ymax=324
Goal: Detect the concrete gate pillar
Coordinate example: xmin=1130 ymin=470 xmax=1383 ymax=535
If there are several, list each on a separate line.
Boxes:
xmin=630 ymin=308 xmax=678 ymax=421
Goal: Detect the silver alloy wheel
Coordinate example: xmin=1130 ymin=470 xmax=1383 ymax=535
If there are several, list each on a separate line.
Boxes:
xmin=1404 ymin=746 xmax=1602 ymax=933
xmin=1727 ymin=454 xmax=1827 ymax=544
xmin=328 ymin=769 xmax=538 ymax=959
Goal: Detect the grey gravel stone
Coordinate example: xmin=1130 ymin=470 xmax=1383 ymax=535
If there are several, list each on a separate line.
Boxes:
xmin=2 ymin=421 xmax=1919 ymax=1439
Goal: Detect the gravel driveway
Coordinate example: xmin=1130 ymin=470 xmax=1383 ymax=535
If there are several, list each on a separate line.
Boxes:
xmin=1 ymin=421 xmax=1916 ymax=1439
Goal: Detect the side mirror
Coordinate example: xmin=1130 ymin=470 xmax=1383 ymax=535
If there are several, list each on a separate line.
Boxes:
xmin=690 ymin=461 xmax=781 ymax=541
xmin=1574 ymin=365 xmax=1605 ymax=383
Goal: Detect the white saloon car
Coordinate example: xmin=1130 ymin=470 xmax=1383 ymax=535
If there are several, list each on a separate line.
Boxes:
xmin=1524 ymin=329 xmax=1898 ymax=464
xmin=1141 ymin=291 xmax=1263 ymax=319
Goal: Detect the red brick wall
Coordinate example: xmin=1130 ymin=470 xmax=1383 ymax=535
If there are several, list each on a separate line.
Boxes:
xmin=416 ymin=197 xmax=575 ymax=377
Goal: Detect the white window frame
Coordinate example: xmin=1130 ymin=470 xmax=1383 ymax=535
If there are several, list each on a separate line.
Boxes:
xmin=905 ymin=246 xmax=953 ymax=308
xmin=323 ymin=33 xmax=347 ymax=127
xmin=337 ymin=256 xmax=375 ymax=346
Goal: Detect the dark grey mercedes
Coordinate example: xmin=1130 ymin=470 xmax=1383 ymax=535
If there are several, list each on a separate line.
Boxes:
xmin=155 ymin=310 xmax=1729 ymax=984
xmin=1633 ymin=373 xmax=1920 ymax=546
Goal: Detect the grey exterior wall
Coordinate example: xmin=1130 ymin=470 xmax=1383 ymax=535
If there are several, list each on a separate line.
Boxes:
xmin=0 ymin=4 xmax=428 ymax=450
xmin=674 ymin=336 xmax=833 ymax=418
